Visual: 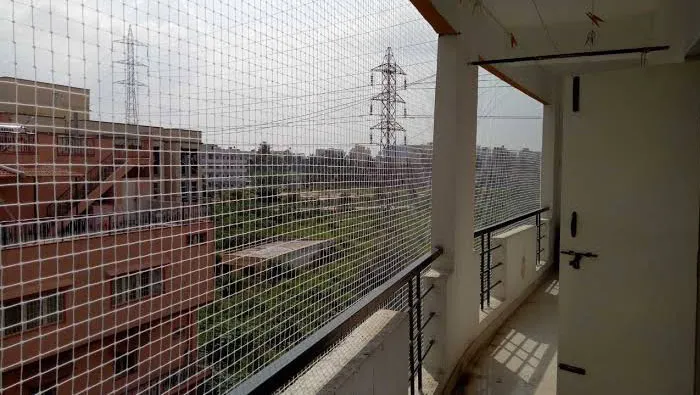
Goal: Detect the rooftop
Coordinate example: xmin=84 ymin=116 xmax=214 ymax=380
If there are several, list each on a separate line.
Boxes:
xmin=224 ymin=239 xmax=334 ymax=260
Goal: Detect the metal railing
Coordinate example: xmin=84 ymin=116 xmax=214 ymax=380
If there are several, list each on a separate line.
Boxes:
xmin=0 ymin=132 xmax=35 ymax=153
xmin=231 ymin=247 xmax=443 ymax=395
xmin=475 ymin=207 xmax=549 ymax=310
xmin=56 ymin=136 xmax=97 ymax=156
xmin=0 ymin=207 xmax=210 ymax=247
xmin=409 ymin=264 xmax=437 ymax=395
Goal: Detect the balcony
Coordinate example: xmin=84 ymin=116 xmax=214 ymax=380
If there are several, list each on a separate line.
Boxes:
xmin=0 ymin=207 xmax=210 ymax=247
xmin=230 ymin=209 xmax=554 ymax=395
xmin=1 ymin=0 xmax=699 ymax=394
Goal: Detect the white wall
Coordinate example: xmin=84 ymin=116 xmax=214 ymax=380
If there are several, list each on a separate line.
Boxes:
xmin=493 ymin=222 xmax=549 ymax=302
xmin=425 ymin=34 xmax=480 ymax=385
xmin=559 ymin=61 xmax=700 ymax=395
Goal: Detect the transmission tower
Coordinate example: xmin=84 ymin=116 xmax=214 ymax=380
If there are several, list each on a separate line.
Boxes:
xmin=370 ymin=47 xmax=407 ymax=158
xmin=114 ymin=25 xmax=148 ymax=124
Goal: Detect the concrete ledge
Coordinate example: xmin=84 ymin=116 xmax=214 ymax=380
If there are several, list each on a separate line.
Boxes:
xmin=283 ymin=309 xmax=409 ymax=395
xmin=440 ymin=262 xmax=556 ymax=395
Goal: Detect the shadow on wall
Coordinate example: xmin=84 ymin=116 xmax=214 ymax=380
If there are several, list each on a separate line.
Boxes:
xmin=456 ymin=278 xmax=559 ymax=395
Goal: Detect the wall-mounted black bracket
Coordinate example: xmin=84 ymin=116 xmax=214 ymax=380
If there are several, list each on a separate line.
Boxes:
xmin=561 ymin=250 xmax=598 ymax=269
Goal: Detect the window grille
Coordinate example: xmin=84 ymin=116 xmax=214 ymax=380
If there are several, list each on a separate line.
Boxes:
xmin=56 ymin=133 xmax=90 ymax=156
xmin=1 ymin=293 xmax=64 ymax=337
xmin=113 ymin=269 xmax=164 ymax=306
xmin=0 ymin=127 xmax=35 ymax=153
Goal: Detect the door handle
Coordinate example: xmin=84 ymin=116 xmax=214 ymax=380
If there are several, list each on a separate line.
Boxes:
xmin=561 ymin=250 xmax=598 ymax=269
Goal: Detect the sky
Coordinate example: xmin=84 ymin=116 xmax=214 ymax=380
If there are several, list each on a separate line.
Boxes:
xmin=0 ymin=0 xmax=542 ymax=154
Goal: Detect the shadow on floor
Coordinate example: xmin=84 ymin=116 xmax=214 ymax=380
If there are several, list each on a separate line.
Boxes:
xmin=454 ymin=276 xmax=559 ymax=395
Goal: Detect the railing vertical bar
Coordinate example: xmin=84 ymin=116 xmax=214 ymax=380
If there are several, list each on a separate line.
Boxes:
xmin=480 ymin=234 xmax=485 ymax=310
xmin=408 ymin=277 xmax=415 ymax=395
xmin=486 ymin=232 xmax=491 ymax=307
xmin=535 ymin=213 xmax=542 ymax=266
xmin=415 ymin=274 xmax=423 ymax=392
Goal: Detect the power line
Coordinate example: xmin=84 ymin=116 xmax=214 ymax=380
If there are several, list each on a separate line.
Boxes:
xmin=529 ymin=0 xmax=560 ymax=52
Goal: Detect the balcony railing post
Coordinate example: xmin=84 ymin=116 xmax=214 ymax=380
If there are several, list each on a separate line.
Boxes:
xmin=408 ymin=276 xmax=415 ymax=395
xmin=535 ymin=213 xmax=542 ymax=266
xmin=480 ymin=234 xmax=485 ymax=310
xmin=486 ymin=232 xmax=492 ymax=307
xmin=475 ymin=207 xmax=550 ymax=311
xmin=415 ymin=273 xmax=423 ymax=392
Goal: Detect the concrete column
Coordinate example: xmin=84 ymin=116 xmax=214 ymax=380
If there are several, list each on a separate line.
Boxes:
xmin=541 ymin=78 xmax=563 ymax=265
xmin=423 ymin=34 xmax=479 ymax=387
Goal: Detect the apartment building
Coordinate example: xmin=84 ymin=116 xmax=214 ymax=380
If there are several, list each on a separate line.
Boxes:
xmin=0 ymin=78 xmax=214 ymax=394
xmin=199 ymin=144 xmax=248 ymax=198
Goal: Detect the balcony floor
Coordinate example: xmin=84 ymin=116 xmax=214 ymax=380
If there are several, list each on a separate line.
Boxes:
xmin=457 ymin=274 xmax=559 ymax=395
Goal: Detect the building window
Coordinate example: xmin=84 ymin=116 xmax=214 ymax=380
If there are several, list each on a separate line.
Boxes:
xmin=114 ymin=347 xmax=138 ymax=376
xmin=0 ymin=126 xmax=35 ymax=153
xmin=181 ymin=181 xmax=198 ymax=203
xmin=1 ymin=292 xmax=64 ymax=337
xmin=30 ymin=386 xmax=57 ymax=395
xmin=186 ymin=232 xmax=207 ymax=245
xmin=153 ymin=147 xmax=160 ymax=176
xmin=153 ymin=182 xmax=160 ymax=196
xmin=113 ymin=269 xmax=163 ymax=306
xmin=57 ymin=132 xmax=88 ymax=155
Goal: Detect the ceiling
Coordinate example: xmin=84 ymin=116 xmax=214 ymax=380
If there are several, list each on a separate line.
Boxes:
xmin=448 ymin=0 xmax=699 ymax=74
xmin=425 ymin=0 xmax=699 ymax=102
xmin=483 ymin=0 xmax=661 ymax=28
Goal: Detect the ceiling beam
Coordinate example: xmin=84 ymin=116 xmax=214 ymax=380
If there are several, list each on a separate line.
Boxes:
xmin=410 ymin=0 xmax=459 ymax=35
xmin=480 ymin=63 xmax=549 ymax=105
xmin=470 ymin=46 xmax=670 ymax=66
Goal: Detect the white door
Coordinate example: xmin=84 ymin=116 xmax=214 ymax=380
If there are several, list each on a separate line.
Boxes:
xmin=558 ymin=63 xmax=700 ymax=395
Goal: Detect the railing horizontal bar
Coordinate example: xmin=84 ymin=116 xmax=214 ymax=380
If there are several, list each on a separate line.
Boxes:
xmin=419 ymin=284 xmax=434 ymax=301
xmin=231 ymin=247 xmax=443 ymax=395
xmin=474 ymin=207 xmax=549 ymax=238
xmin=409 ymin=312 xmax=436 ymax=343
xmin=480 ymin=280 xmax=503 ymax=295
xmin=419 ymin=312 xmax=435 ymax=333
xmin=480 ymin=262 xmax=503 ymax=273
xmin=410 ymin=339 xmax=436 ymax=376
xmin=487 ymin=280 xmax=503 ymax=291
xmin=481 ymin=244 xmax=502 ymax=254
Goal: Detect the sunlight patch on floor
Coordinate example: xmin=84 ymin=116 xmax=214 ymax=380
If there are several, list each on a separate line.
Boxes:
xmin=459 ymin=275 xmax=558 ymax=395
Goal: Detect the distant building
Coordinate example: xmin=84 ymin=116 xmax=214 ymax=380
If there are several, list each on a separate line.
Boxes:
xmin=315 ymin=147 xmax=345 ymax=159
xmin=377 ymin=143 xmax=432 ymax=163
xmin=220 ymin=240 xmax=335 ymax=276
xmin=199 ymin=144 xmax=249 ymax=196
xmin=348 ymin=144 xmax=372 ymax=161
xmin=0 ymin=77 xmax=213 ymax=394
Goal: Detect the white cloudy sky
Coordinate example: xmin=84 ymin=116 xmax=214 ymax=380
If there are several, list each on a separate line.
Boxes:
xmin=0 ymin=0 xmax=542 ymax=153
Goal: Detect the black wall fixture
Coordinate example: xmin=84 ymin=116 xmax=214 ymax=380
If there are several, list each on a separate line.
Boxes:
xmin=573 ymin=76 xmax=580 ymax=112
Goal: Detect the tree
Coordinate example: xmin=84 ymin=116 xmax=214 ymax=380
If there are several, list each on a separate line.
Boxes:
xmin=258 ymin=141 xmax=271 ymax=155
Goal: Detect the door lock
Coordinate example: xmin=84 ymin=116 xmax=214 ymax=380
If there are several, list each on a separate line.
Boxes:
xmin=561 ymin=250 xmax=598 ymax=269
